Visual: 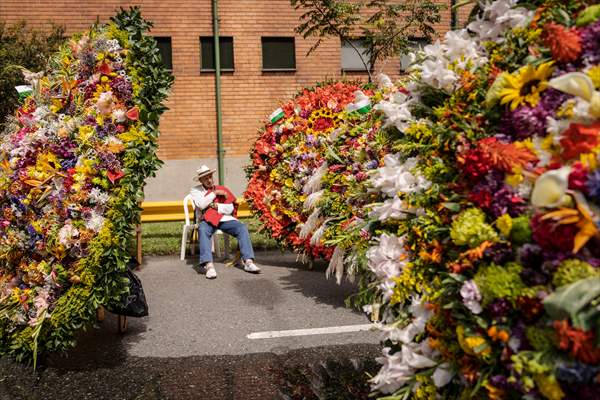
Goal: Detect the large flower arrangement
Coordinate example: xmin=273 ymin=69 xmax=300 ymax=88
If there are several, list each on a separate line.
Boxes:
xmin=248 ymin=0 xmax=600 ymax=397
xmin=0 ymin=8 xmax=173 ymax=364
xmin=245 ymin=82 xmax=375 ymax=259
xmin=351 ymin=0 xmax=600 ymax=398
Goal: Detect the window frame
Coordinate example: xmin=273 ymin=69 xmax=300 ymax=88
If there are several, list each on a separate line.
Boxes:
xmin=200 ymin=36 xmax=235 ymax=72
xmin=340 ymin=38 xmax=372 ymax=73
xmin=154 ymin=36 xmax=173 ymax=71
xmin=261 ymin=36 xmax=296 ymax=72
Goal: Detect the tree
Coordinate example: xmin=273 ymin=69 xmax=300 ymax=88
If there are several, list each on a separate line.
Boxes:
xmin=291 ymin=0 xmax=444 ymax=81
xmin=0 ymin=21 xmax=65 ymax=126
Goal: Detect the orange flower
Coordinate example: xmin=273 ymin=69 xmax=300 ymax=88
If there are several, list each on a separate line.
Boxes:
xmin=560 ymin=122 xmax=600 ymax=161
xmin=554 ymin=319 xmax=600 ymax=364
xmin=544 ymin=23 xmax=582 ymax=63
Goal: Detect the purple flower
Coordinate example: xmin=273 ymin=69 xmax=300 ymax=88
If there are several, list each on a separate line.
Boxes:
xmin=556 ymin=362 xmax=600 ymax=385
xmin=586 ymin=170 xmax=600 ymax=202
xmin=518 ymin=244 xmax=543 ymax=269
xmin=109 ymin=77 xmax=132 ymax=102
xmin=460 ymin=280 xmax=482 ymax=314
xmin=500 ymin=89 xmax=569 ymax=139
xmin=487 ymin=298 xmax=512 ymax=319
xmin=489 ymin=375 xmax=509 ymax=389
xmin=365 ymin=160 xmax=379 ymax=170
xmin=489 ymin=186 xmax=527 ymax=218
xmin=501 ymin=105 xmax=548 ymax=138
xmin=581 ymin=20 xmax=600 ymax=66
xmin=520 ymin=266 xmax=549 ymax=286
xmin=484 ymin=242 xmax=513 ymax=264
xmin=508 ymin=321 xmax=529 ymax=352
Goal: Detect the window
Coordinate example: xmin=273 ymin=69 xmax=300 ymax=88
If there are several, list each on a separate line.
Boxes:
xmin=155 ymin=37 xmax=173 ymax=70
xmin=400 ymin=38 xmax=429 ymax=72
xmin=200 ymin=36 xmax=234 ymax=71
xmin=261 ymin=37 xmax=296 ymax=71
xmin=341 ymin=39 xmax=371 ymax=72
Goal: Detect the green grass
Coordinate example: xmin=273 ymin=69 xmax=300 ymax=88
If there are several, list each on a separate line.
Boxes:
xmin=140 ymin=217 xmax=280 ymax=256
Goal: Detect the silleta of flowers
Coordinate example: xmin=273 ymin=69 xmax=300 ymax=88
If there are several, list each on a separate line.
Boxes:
xmin=248 ymin=0 xmax=600 ymax=398
xmin=0 ymin=8 xmax=173 ymax=364
xmin=245 ymin=82 xmax=378 ymax=260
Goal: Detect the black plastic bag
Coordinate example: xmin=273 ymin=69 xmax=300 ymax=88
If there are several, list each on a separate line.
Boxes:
xmin=108 ymin=264 xmax=149 ymax=318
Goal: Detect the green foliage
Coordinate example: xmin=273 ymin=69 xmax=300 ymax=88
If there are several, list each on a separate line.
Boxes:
xmin=552 ymin=259 xmax=598 ymax=287
xmin=450 ymin=208 xmax=498 ymax=248
xmin=0 ymin=20 xmax=65 ymax=126
xmin=291 ymin=0 xmax=443 ymax=81
xmin=525 ymin=326 xmax=556 ymax=352
xmin=474 ymin=262 xmax=525 ymax=306
xmin=509 ymin=215 xmax=532 ymax=245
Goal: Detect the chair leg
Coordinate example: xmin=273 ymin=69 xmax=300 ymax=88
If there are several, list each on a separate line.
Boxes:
xmin=190 ymin=227 xmax=197 ymax=256
xmin=224 ymin=235 xmax=230 ymax=259
xmin=214 ymin=233 xmax=222 ymax=259
xmin=180 ymin=226 xmax=189 ymax=261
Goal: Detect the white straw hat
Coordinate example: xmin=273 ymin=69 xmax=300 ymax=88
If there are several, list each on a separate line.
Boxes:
xmin=194 ymin=165 xmax=216 ymax=180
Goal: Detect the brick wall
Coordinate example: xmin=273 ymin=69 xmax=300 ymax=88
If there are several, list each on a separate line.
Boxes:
xmin=1 ymin=0 xmax=455 ymax=161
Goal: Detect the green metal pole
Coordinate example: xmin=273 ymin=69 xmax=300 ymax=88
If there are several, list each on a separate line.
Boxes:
xmin=212 ymin=0 xmax=224 ymax=185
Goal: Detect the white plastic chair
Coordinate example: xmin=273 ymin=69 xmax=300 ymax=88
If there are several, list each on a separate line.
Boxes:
xmin=180 ymin=194 xmax=198 ymax=260
xmin=180 ymin=194 xmax=228 ymax=260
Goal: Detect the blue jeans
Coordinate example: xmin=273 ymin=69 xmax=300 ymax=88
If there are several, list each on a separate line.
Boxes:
xmin=198 ymin=220 xmax=255 ymax=264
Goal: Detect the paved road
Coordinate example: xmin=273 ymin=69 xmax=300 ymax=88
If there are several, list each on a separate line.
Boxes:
xmin=0 ymin=252 xmax=382 ymax=400
xmin=124 ymin=252 xmax=378 ymax=357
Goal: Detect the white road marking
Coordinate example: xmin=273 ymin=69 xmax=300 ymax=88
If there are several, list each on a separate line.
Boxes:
xmin=247 ymin=324 xmax=376 ymax=339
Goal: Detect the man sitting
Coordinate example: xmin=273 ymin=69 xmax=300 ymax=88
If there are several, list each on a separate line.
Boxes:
xmin=190 ymin=165 xmax=260 ymax=279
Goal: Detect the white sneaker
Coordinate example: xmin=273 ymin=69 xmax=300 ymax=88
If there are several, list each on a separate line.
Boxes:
xmin=243 ymin=259 xmax=261 ymax=274
xmin=205 ymin=263 xmax=217 ymax=279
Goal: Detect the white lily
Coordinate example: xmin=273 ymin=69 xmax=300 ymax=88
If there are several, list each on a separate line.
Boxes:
xmin=548 ymin=72 xmax=600 ymax=118
xmin=530 ymin=166 xmax=572 ymax=208
xmin=366 ymin=233 xmax=409 ymax=279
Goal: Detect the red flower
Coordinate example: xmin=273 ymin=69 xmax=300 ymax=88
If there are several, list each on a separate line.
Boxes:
xmin=560 ymin=122 xmax=600 ymax=160
xmin=98 ymin=62 xmax=112 ymax=75
xmin=554 ymin=320 xmax=600 ymax=364
xmin=461 ymin=148 xmax=493 ymax=180
xmin=516 ymin=296 xmax=544 ymax=322
xmin=544 ymin=23 xmax=582 ymax=63
xmin=468 ymin=190 xmax=493 ymax=209
xmin=568 ymin=162 xmax=589 ymax=192
xmin=107 ymin=170 xmax=125 ymax=184
xmin=530 ymin=213 xmax=578 ymax=252
xmin=126 ymin=107 xmax=139 ymax=121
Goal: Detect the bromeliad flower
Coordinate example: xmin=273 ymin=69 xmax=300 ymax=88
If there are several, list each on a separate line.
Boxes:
xmin=499 ymin=62 xmax=554 ymax=110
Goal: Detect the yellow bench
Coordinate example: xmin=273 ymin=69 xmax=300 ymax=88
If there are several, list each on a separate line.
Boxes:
xmin=141 ymin=198 xmax=252 ymax=222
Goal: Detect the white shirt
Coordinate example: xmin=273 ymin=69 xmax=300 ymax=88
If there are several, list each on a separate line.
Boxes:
xmin=190 ymin=184 xmax=236 ymax=222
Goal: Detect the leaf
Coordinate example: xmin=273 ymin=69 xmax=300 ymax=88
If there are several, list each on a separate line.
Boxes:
xmin=24 ymin=179 xmax=43 ymax=187
xmin=543 ymin=277 xmax=600 ymax=329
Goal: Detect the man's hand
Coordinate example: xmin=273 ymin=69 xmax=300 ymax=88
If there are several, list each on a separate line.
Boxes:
xmin=214 ymin=189 xmax=228 ymax=196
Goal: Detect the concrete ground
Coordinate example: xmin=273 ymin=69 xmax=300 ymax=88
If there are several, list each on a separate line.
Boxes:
xmin=0 ymin=252 xmax=383 ymax=400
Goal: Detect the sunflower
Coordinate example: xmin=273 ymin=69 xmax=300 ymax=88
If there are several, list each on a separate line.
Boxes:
xmin=499 ymin=62 xmax=554 ymax=110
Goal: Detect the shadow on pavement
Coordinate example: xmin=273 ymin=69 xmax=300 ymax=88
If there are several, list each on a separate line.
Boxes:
xmin=42 ymin=311 xmax=147 ymax=371
xmin=276 ymin=266 xmax=361 ymax=311
xmin=0 ymin=343 xmax=380 ymax=400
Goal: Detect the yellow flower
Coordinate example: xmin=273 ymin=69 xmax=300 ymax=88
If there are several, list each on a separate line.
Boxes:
xmin=580 ymin=152 xmax=598 ymax=170
xmin=457 ymin=325 xmax=491 ymax=357
xmin=534 ymin=374 xmax=565 ymax=400
xmin=500 ymin=62 xmax=554 ymax=110
xmin=78 ymin=125 xmax=94 ymax=142
xmin=496 ymin=214 xmax=513 ymax=237
xmin=587 ymin=65 xmax=600 ymax=89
